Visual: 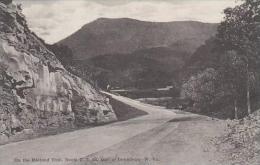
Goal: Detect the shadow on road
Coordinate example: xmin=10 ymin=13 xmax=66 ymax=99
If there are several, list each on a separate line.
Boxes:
xmin=110 ymin=98 xmax=148 ymax=121
xmin=168 ymin=116 xmax=204 ymax=123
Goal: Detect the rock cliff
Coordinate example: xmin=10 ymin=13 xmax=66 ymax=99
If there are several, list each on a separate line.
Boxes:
xmin=0 ymin=1 xmax=117 ymax=144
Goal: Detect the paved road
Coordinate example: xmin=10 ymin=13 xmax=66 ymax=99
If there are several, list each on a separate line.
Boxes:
xmin=0 ymin=92 xmax=228 ymax=165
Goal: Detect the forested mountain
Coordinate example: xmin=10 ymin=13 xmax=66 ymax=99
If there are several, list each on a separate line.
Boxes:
xmin=59 ymin=18 xmax=217 ymax=59
xmin=55 ymin=19 xmax=217 ymax=89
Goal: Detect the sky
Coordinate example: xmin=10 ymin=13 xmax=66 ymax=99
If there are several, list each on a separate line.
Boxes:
xmin=13 ymin=0 xmax=238 ymax=44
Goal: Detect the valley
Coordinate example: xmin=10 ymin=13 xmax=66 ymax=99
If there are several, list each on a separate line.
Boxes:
xmin=0 ymin=0 xmax=259 ymax=165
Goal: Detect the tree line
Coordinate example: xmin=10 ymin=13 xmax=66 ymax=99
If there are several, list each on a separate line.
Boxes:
xmin=182 ymin=0 xmax=260 ymax=119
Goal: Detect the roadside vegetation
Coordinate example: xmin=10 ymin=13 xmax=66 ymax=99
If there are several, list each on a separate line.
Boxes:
xmin=216 ymin=110 xmax=260 ymax=165
xmin=165 ymin=0 xmax=260 ymax=119
xmin=209 ymin=1 xmax=260 ymax=164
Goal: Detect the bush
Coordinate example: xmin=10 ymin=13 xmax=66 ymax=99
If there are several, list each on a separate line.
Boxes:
xmin=218 ymin=111 xmax=260 ymax=165
xmin=181 ymin=68 xmax=217 ymax=111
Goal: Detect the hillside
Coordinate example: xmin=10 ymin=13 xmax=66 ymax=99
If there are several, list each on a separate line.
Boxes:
xmin=59 ymin=18 xmax=217 ymax=59
xmin=77 ymin=47 xmax=188 ymax=89
xmin=0 ymin=1 xmax=116 ymax=144
xmin=56 ymin=18 xmax=217 ymax=89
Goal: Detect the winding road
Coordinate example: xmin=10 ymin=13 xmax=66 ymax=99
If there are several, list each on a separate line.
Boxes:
xmin=0 ymin=92 xmax=228 ymax=165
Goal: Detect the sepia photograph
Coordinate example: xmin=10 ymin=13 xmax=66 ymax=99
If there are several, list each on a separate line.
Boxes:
xmin=0 ymin=0 xmax=259 ymax=164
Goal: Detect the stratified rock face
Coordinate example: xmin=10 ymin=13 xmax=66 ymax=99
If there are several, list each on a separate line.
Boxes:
xmin=0 ymin=2 xmax=117 ymax=143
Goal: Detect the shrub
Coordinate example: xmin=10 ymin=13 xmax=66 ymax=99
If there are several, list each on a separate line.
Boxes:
xmin=181 ymin=68 xmax=217 ymax=111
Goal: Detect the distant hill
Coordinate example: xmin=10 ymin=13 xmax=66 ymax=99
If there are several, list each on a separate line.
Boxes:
xmin=181 ymin=38 xmax=222 ymax=81
xmin=80 ymin=47 xmax=187 ymax=89
xmin=59 ymin=18 xmax=218 ymax=60
xmin=56 ymin=18 xmax=218 ymax=90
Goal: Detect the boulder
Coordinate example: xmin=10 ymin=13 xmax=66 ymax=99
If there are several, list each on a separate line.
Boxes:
xmin=0 ymin=134 xmax=8 ymax=144
xmin=0 ymin=121 xmax=6 ymax=133
xmin=21 ymin=129 xmax=33 ymax=135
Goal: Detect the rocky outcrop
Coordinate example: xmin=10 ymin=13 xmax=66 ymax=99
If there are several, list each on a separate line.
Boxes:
xmin=0 ymin=0 xmax=12 ymax=5
xmin=0 ymin=2 xmax=117 ymax=144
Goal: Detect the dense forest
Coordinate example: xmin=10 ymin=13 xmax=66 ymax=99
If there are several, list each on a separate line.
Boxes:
xmin=180 ymin=0 xmax=260 ymax=119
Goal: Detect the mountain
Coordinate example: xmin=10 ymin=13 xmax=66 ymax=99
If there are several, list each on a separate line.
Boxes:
xmin=180 ymin=38 xmax=222 ymax=81
xmin=59 ymin=18 xmax=218 ymax=60
xmin=56 ymin=18 xmax=217 ymax=89
xmin=77 ymin=47 xmax=188 ymax=89
xmin=0 ymin=1 xmax=116 ymax=144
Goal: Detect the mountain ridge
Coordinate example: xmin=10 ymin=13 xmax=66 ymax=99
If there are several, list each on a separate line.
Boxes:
xmin=84 ymin=17 xmax=217 ymax=26
xmin=59 ymin=17 xmax=218 ymax=60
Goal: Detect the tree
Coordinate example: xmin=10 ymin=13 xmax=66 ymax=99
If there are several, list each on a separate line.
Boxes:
xmin=219 ymin=51 xmax=247 ymax=119
xmin=181 ymin=68 xmax=217 ymax=112
xmin=216 ymin=0 xmax=260 ymax=115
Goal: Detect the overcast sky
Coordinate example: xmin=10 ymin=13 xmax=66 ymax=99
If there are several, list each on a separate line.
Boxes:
xmin=13 ymin=0 xmax=238 ymax=44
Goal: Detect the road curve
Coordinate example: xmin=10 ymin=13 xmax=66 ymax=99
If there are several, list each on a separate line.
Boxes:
xmin=76 ymin=92 xmax=229 ymax=165
xmin=0 ymin=92 xmax=183 ymax=165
